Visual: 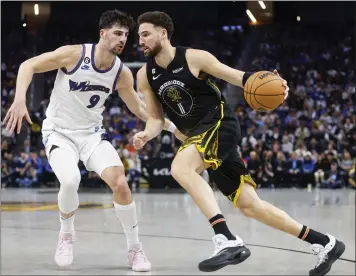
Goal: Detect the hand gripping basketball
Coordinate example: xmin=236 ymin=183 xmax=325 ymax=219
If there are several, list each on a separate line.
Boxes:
xmin=243 ymin=69 xmax=289 ymax=112
xmin=273 ymin=69 xmax=289 ymax=100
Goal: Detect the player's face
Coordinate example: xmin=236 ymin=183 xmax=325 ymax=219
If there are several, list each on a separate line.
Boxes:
xmin=138 ymin=23 xmax=164 ymax=57
xmin=100 ymin=25 xmax=129 ymax=55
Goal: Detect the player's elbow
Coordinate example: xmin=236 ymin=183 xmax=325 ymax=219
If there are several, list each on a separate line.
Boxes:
xmin=19 ymin=60 xmax=35 ymax=75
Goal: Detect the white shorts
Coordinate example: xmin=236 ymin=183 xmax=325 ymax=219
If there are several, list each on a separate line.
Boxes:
xmin=42 ymin=119 xmax=123 ymax=176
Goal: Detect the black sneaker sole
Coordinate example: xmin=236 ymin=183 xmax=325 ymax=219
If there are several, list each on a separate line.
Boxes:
xmin=198 ymin=247 xmax=251 ymax=272
xmin=309 ymin=241 xmax=346 ymax=276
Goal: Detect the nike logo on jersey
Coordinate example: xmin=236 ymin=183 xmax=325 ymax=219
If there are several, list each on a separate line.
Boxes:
xmin=69 ymin=80 xmax=110 ymax=93
xmin=172 ymin=67 xmax=183 ymax=73
xmin=81 ymin=65 xmax=90 ymax=70
xmin=153 ymin=74 xmax=162 ymax=80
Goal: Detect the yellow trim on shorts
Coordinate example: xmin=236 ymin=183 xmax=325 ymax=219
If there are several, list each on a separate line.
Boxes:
xmin=178 ymin=102 xmax=224 ymax=170
xmin=226 ymin=175 xmax=257 ymax=208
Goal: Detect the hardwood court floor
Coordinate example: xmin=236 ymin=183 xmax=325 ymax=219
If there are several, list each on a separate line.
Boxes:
xmin=1 ymin=187 xmax=355 ymax=275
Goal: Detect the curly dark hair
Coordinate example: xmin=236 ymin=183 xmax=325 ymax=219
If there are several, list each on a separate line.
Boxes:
xmin=99 ymin=10 xmax=135 ymax=31
xmin=137 ymin=11 xmax=174 ymax=39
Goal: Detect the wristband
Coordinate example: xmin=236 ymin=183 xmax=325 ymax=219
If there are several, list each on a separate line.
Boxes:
xmin=242 ymin=72 xmax=255 ymax=87
xmin=167 ymin=122 xmax=177 ymax=133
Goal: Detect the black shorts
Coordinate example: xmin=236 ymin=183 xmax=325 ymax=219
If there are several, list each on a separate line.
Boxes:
xmin=178 ymin=103 xmax=256 ymax=206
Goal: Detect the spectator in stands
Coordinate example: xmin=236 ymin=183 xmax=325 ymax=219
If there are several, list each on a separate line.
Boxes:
xmin=325 ymin=142 xmax=338 ymax=158
xmin=241 ymin=127 xmax=258 ymax=150
xmin=286 ymin=152 xmax=302 ymax=186
xmin=262 ymin=150 xmax=275 ymax=188
xmin=281 ymin=134 xmax=293 ymax=155
xmin=274 ymin=151 xmax=287 ymax=187
xmin=308 ymin=137 xmax=323 ymax=154
xmin=339 ymin=150 xmax=354 ymax=184
xmin=295 ymin=120 xmax=310 ymax=142
xmin=302 ymin=152 xmax=316 ymax=187
xmin=314 ymin=154 xmax=327 ymax=187
xmin=23 ymin=139 xmax=31 ymax=154
xmin=247 ymin=151 xmax=262 ymax=186
xmin=263 ymin=126 xmax=281 ymax=147
xmin=1 ymin=152 xmax=16 ymax=187
xmin=127 ymin=151 xmax=141 ymax=190
xmin=14 ymin=150 xmax=33 ymax=187
xmin=1 ymin=139 xmax=11 ymax=158
xmin=1 ymin=161 xmax=10 ymax=187
xmin=295 ymin=142 xmax=308 ymax=159
xmin=29 ymin=151 xmax=43 ymax=185
xmin=321 ymin=162 xmax=343 ymax=189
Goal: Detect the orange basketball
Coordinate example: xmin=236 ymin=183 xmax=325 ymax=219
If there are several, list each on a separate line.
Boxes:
xmin=243 ymin=71 xmax=285 ymax=112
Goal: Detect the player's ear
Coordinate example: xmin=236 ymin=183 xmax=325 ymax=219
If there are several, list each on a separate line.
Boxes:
xmin=99 ymin=29 xmax=105 ymax=40
xmin=161 ymin=28 xmax=168 ymax=40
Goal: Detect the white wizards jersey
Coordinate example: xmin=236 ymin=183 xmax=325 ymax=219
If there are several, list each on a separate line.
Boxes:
xmin=45 ymin=43 xmax=123 ymax=130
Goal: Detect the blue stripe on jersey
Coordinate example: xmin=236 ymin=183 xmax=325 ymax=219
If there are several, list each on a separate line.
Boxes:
xmin=61 ymin=44 xmax=85 ymax=75
xmin=112 ymin=61 xmax=124 ymax=93
xmin=91 ymin=43 xmax=116 ymax=73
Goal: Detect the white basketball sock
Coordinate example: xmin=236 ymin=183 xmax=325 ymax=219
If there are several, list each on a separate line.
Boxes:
xmin=60 ymin=213 xmax=75 ymax=233
xmin=114 ymin=201 xmax=139 ymax=248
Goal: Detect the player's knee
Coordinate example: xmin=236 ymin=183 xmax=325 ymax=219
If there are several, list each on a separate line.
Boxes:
xmin=170 ymin=162 xmax=186 ymax=182
xmin=58 ymin=169 xmax=81 ymax=193
xmin=239 ymin=198 xmax=264 ymax=218
xmin=110 ymin=173 xmax=131 ymax=197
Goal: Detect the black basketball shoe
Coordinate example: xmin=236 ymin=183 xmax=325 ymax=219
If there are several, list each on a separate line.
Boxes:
xmin=309 ymin=234 xmax=346 ymax=276
xmin=198 ymin=234 xmax=251 ymax=272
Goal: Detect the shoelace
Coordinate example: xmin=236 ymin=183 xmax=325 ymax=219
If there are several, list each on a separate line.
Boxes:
xmin=311 ymin=244 xmax=328 ymax=267
xmin=211 ymin=239 xmax=224 ymax=257
xmin=133 ymin=249 xmax=148 ymax=263
xmin=58 ymin=238 xmax=73 ymax=255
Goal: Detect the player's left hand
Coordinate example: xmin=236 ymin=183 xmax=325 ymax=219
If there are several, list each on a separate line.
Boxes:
xmin=173 ymin=129 xmax=187 ymax=142
xmin=133 ymin=130 xmax=149 ymax=150
xmin=3 ymin=100 xmax=33 ymax=134
xmin=273 ymin=69 xmax=289 ymax=100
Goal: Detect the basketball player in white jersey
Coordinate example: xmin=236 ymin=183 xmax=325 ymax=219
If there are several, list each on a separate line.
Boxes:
xmin=3 ymin=10 xmax=185 ymax=272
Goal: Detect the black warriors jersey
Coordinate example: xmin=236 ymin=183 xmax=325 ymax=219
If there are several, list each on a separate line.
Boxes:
xmin=146 ymin=47 xmax=227 ymax=136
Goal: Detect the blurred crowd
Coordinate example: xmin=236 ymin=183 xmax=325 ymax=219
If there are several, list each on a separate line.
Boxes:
xmin=238 ymin=24 xmax=355 ymax=189
xmin=1 ymin=23 xmax=355 ymax=189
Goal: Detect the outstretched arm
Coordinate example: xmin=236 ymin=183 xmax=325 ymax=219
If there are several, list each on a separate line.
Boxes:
xmin=116 ymin=65 xmax=186 ymax=141
xmin=186 ymin=49 xmax=245 ymax=87
xmin=186 ymin=49 xmax=288 ymax=93
xmin=3 ymin=45 xmax=82 ymax=134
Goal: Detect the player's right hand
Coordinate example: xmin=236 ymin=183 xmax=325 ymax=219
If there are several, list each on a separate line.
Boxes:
xmin=273 ymin=69 xmax=289 ymax=100
xmin=133 ymin=130 xmax=149 ymax=150
xmin=3 ymin=101 xmax=33 ymax=134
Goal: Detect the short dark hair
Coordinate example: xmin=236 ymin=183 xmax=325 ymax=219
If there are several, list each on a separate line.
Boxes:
xmin=99 ymin=10 xmax=135 ymax=31
xmin=137 ymin=11 xmax=174 ymax=39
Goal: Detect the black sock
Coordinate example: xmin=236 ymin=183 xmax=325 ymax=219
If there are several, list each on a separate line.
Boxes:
xmin=298 ymin=225 xmax=330 ymax=246
xmin=209 ymin=214 xmax=236 ymax=240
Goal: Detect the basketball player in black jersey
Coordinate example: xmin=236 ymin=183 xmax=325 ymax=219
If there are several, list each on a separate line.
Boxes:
xmin=133 ymin=11 xmax=345 ymax=275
